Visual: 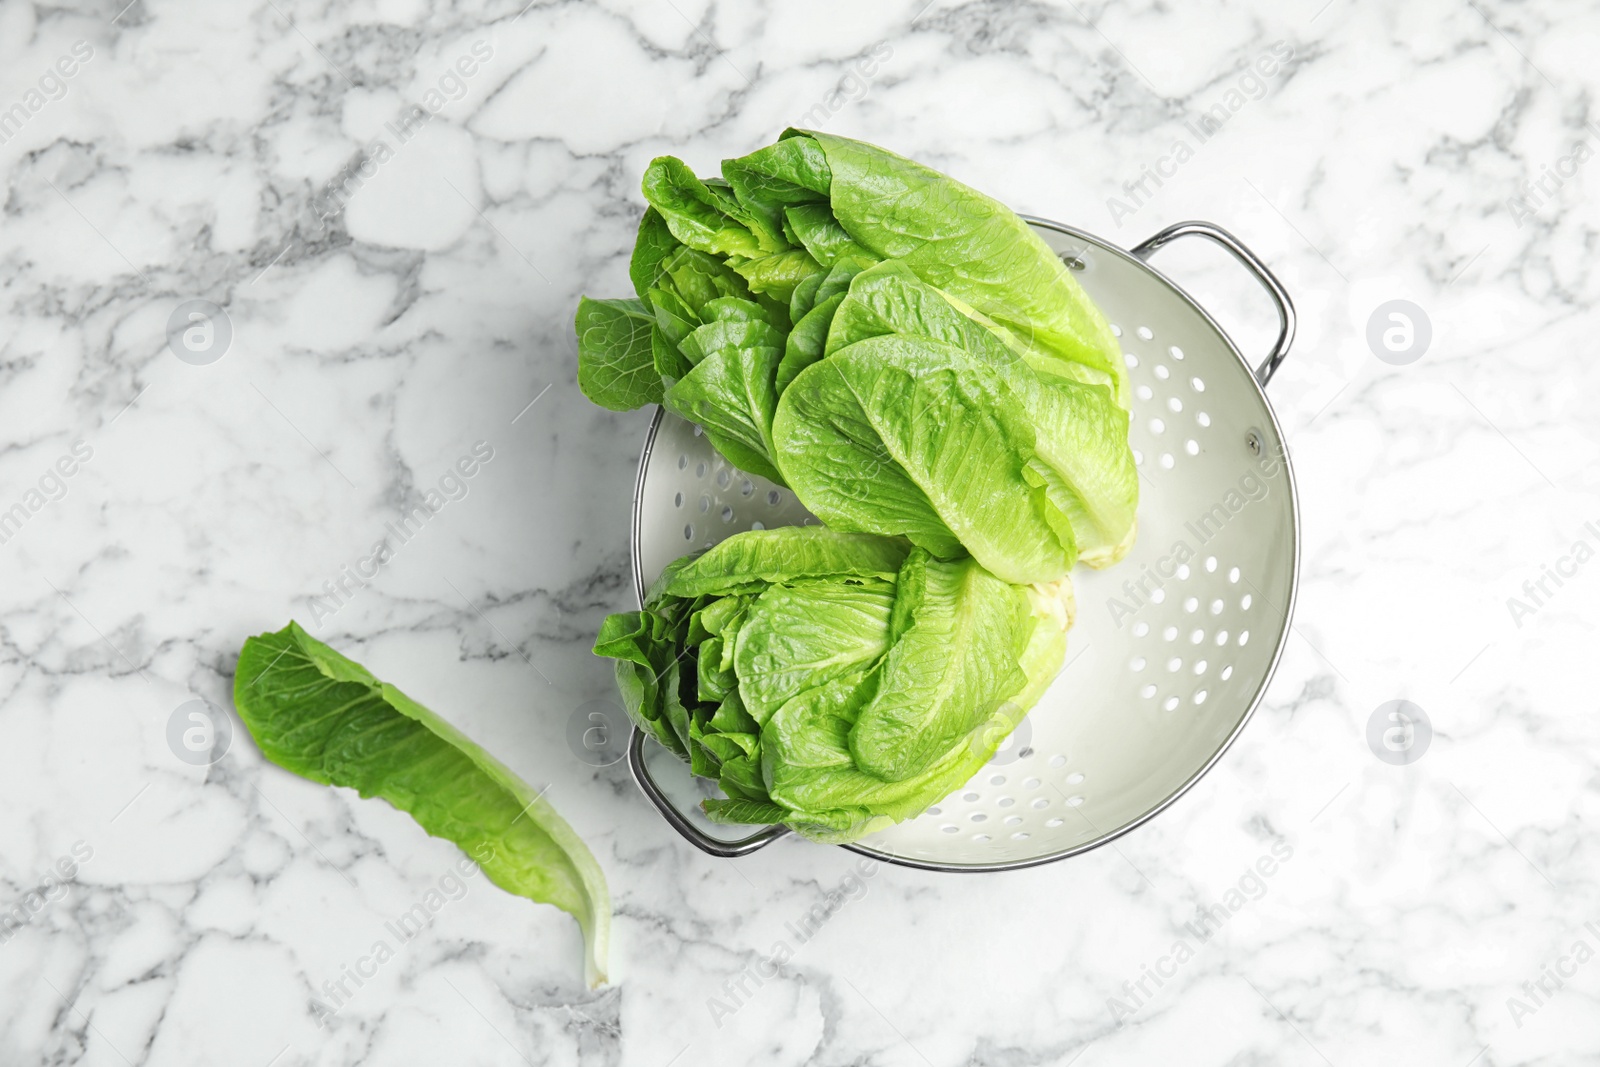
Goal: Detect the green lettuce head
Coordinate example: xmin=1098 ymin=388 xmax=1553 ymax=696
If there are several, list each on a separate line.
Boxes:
xmin=577 ymin=131 xmax=1137 ymax=585
xmin=593 ymin=526 xmax=1070 ymax=843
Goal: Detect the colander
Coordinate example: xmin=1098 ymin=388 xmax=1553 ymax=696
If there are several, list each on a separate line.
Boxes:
xmin=625 ymin=219 xmax=1299 ymax=872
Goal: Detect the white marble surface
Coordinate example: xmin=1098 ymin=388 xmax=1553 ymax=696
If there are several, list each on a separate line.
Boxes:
xmin=1 ymin=0 xmax=1597 ymax=1063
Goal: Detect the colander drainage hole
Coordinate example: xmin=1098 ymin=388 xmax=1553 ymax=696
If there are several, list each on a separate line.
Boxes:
xmin=1239 ymin=630 xmax=1251 ymax=646
xmin=926 ymin=806 xmax=942 ymax=816
xmin=716 ymin=469 xmax=730 ymax=488
xmin=1046 ymin=818 xmax=1064 ymax=828
xmin=1025 ymin=776 xmax=1043 ymax=787
xmin=1066 ymin=795 xmax=1085 ymax=807
xmin=1168 ymin=396 xmax=1183 ymax=413
xmin=1198 ymin=412 xmax=1211 ymax=427
xmin=720 ymin=506 xmax=734 ymax=523
xmin=1194 ymin=690 xmax=1209 ymax=705
xmin=1166 ymin=657 xmax=1181 ymax=672
xmin=1160 ymin=453 xmax=1175 ymax=469
xmin=683 ymin=524 xmax=694 ymax=540
xmin=1191 ymin=376 xmax=1206 ymax=392
xmin=941 ymin=825 xmax=958 ymax=834
xmin=973 ymin=833 xmax=991 ymax=842
xmin=1150 ymin=418 xmax=1165 ymax=434
xmin=1154 ymin=364 xmax=1170 ymax=381
xmin=750 ymin=521 xmax=765 ymax=530
xmin=766 ymin=490 xmax=782 ymax=505
xmin=1228 ymin=566 xmax=1240 ymax=583
xmin=1011 ymin=832 xmax=1030 ymax=841
xmin=1162 ymin=625 xmax=1177 ymax=640
xmin=699 ymin=495 xmax=710 ymax=513
xmin=673 ymin=492 xmax=682 ymax=507
xmin=1205 ymin=556 xmax=1218 ymax=572
xmin=989 ymin=775 xmax=1006 ymax=786
xmin=1140 ymin=684 xmax=1157 ymax=699
xmin=1184 ymin=596 xmax=1199 ymax=612
xmin=740 ymin=478 xmax=754 ymax=496
xmin=997 ymin=797 xmax=1014 ymax=808
xmin=695 ymin=461 xmax=707 ymax=478
xmin=1190 ymin=629 xmax=1204 ymax=644
xmin=1221 ymin=665 xmax=1234 ymax=680
xmin=1137 ymin=326 xmax=1153 ymax=340
xmin=1130 ymin=656 xmax=1146 ymax=671
xmin=1169 ymin=345 xmax=1184 ymax=360
xmin=1215 ymin=630 xmax=1229 ymax=646
xmin=1031 ymin=797 xmax=1049 ymax=809
xmin=962 ymin=792 xmax=980 ymax=802
xmin=1137 ymin=385 xmax=1154 ymax=401
xmin=677 ymin=453 xmax=688 ymax=470
xmin=1186 ymin=439 xmax=1200 ymax=455
xmin=970 ymin=813 xmax=987 ymax=823
xmin=1241 ymin=594 xmax=1253 ymax=609
xmin=1163 ymin=696 xmax=1180 ymax=711
xmin=1133 ymin=622 xmax=1149 ymax=637
xmin=1126 ymin=353 xmax=1140 ymax=369
xmin=1066 ymin=772 xmax=1084 ymax=784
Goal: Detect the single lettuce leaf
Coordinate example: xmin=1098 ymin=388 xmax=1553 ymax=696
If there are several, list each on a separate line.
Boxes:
xmin=721 ymin=133 xmax=833 ymax=213
xmin=773 ymin=336 xmax=1076 ymax=583
xmin=848 ymin=551 xmax=1032 ymax=780
xmin=629 ymin=207 xmax=681 ymax=300
xmin=574 ymin=297 xmax=661 ymax=411
xmin=662 ymin=342 xmax=785 ymax=485
xmin=733 ymin=580 xmax=896 ymax=723
xmin=776 ymin=291 xmax=845 ymax=396
xmin=730 ymin=248 xmax=826 ymax=302
xmin=799 ymin=130 xmax=1127 ymax=403
xmin=650 ymin=525 xmax=910 ymax=601
xmin=234 ymin=622 xmax=611 ymax=987
xmin=703 ymin=797 xmax=788 ymax=826
xmin=826 ymin=262 xmax=1138 ymax=567
xmin=783 ymin=203 xmax=875 ymax=266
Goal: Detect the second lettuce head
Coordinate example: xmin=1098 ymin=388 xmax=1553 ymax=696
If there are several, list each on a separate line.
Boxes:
xmin=594 ymin=527 xmax=1071 ymax=842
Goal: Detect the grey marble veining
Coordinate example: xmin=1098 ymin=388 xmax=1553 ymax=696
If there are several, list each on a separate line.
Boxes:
xmin=0 ymin=0 xmax=1597 ymax=1063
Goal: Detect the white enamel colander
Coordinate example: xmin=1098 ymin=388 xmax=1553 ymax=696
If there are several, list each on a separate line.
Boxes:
xmin=625 ymin=220 xmax=1299 ymax=872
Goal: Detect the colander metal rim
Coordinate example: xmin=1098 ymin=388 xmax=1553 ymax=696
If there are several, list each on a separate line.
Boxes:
xmin=626 ymin=217 xmax=1301 ymax=873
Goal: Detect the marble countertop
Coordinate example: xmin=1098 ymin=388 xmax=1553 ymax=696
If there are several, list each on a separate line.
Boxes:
xmin=2 ymin=0 xmax=1597 ymax=1063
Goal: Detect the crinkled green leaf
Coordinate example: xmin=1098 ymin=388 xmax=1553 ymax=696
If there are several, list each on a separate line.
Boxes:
xmin=650 ymin=526 xmax=909 ymax=602
xmin=733 ymin=580 xmax=896 ymax=723
xmin=574 ymin=297 xmax=661 ymax=411
xmin=774 ymin=337 xmax=1076 ymax=583
xmin=662 ymin=341 xmax=785 ymax=485
xmin=235 ymin=623 xmax=610 ymax=987
xmin=849 ymin=551 xmax=1032 ymax=781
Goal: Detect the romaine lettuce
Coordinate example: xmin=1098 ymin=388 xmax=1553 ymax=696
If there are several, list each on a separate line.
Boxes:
xmin=592 ymin=527 xmax=1070 ymax=842
xmin=576 ymin=132 xmax=1137 ymax=580
xmin=234 ymin=623 xmax=611 ymax=987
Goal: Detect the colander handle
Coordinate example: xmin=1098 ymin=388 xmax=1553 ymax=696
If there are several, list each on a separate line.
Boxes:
xmin=628 ymin=727 xmax=790 ymax=856
xmin=1130 ymin=221 xmax=1297 ymax=387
